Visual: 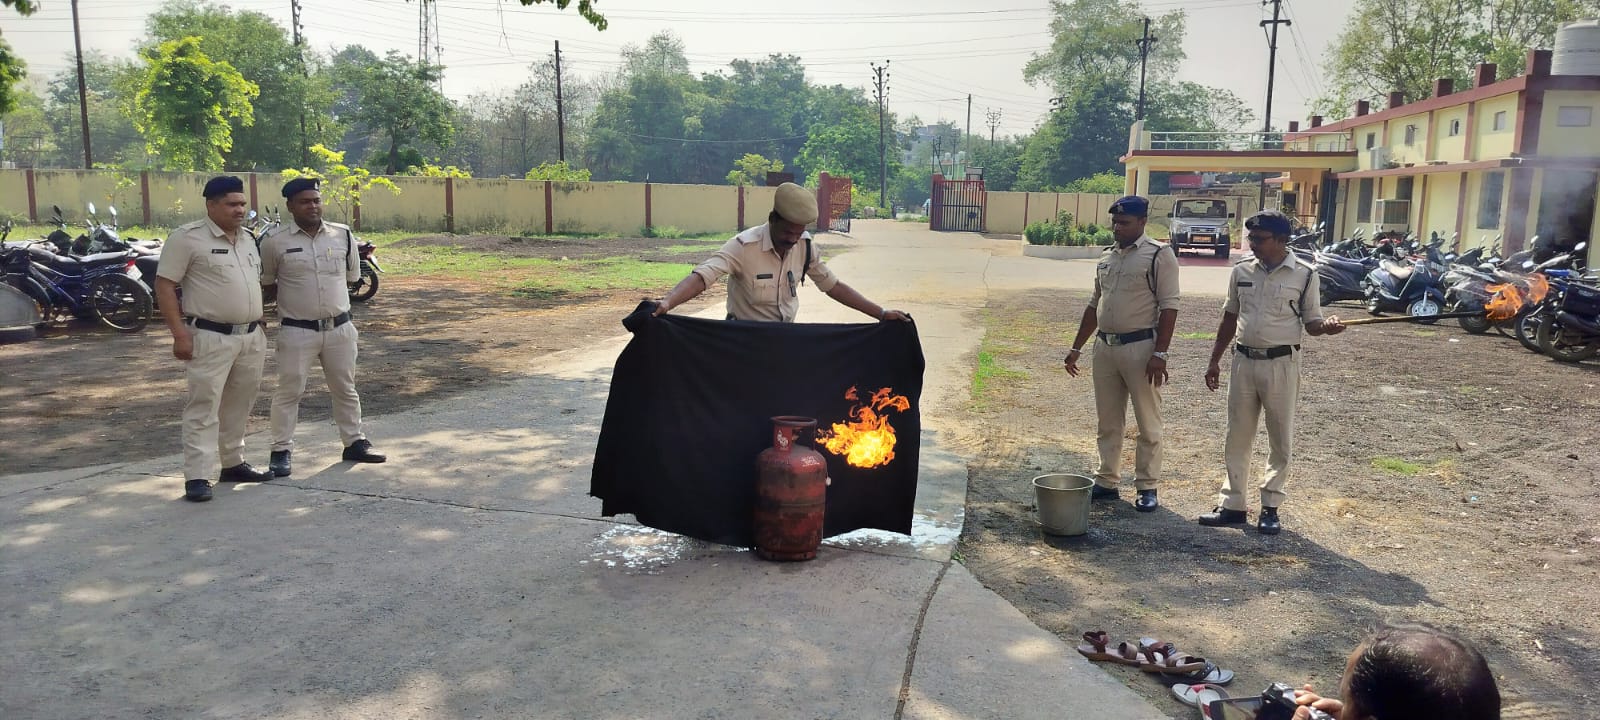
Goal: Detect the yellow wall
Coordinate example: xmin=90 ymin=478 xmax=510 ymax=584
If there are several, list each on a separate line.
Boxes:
xmin=1536 ymin=90 xmax=1600 ymax=159
xmin=550 ymin=182 xmax=646 ymax=236
xmin=986 ymin=192 xmax=1027 ymax=234
xmin=452 ymin=178 xmax=546 ymax=234
xmin=1433 ymin=106 xmax=1470 ymax=162
xmin=744 ymin=186 xmax=777 ymax=229
xmin=356 ymin=176 xmax=445 ymax=231
xmin=653 ymin=184 xmax=738 ymax=235
xmin=34 ymin=170 xmax=125 ymax=223
xmin=1421 ymin=173 xmax=1462 ymax=242
xmin=145 ymin=172 xmax=209 ymax=228
xmin=1354 ymin=122 xmax=1386 ymax=170
xmin=1386 ymin=112 xmax=1431 ymax=167
xmin=1474 ymin=94 xmax=1518 ymax=160
xmin=0 ymin=171 xmax=27 ymax=220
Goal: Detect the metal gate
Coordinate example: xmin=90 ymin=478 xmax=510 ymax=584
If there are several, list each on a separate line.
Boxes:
xmin=931 ymin=177 xmax=986 ymax=232
xmin=818 ymin=172 xmax=853 ymax=233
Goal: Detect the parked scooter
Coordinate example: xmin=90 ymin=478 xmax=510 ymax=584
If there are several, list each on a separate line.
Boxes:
xmin=1362 ymin=235 xmax=1447 ymax=319
xmin=348 ymin=239 xmax=383 ymax=302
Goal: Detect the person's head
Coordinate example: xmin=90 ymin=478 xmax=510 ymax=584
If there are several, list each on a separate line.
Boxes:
xmin=769 ymin=182 xmax=818 ymax=251
xmin=1107 ymin=195 xmax=1149 ymax=246
xmin=282 ymin=178 xmax=323 ymax=228
xmin=202 ymin=176 xmax=248 ymax=232
xmin=1338 ymin=622 xmax=1500 ymax=720
xmin=1244 ymin=210 xmax=1294 ymax=266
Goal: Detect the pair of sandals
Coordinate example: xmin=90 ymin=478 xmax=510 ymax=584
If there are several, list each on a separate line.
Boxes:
xmin=1076 ymin=630 xmax=1235 ymax=685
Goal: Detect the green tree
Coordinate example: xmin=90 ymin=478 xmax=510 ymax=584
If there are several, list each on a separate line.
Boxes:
xmin=330 ymin=48 xmax=453 ymax=175
xmin=42 ymin=53 xmax=146 ymax=168
xmin=1 ymin=85 xmax=51 ymax=166
xmin=1062 ymin=171 xmax=1125 ymax=194
xmin=281 ymin=144 xmax=399 ymax=223
xmin=966 ymin=136 xmax=1026 ymax=192
xmin=525 ymin=160 xmax=591 ymax=181
xmin=132 ymin=36 xmax=259 ymax=171
xmin=726 ymin=153 xmax=783 ymax=186
xmin=0 ymin=36 xmax=24 ymax=117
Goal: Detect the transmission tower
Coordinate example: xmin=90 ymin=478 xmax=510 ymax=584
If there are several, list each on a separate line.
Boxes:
xmin=985 ymin=108 xmax=1002 ymax=146
xmin=418 ymin=0 xmax=443 ymax=84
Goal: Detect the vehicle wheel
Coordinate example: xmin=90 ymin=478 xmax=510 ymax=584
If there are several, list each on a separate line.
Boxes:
xmin=1365 ymin=289 xmax=1383 ymax=316
xmin=88 ymin=274 xmax=152 ymax=333
xmin=1536 ymin=319 xmax=1600 ymax=362
xmin=1515 ymin=308 xmax=1546 ymax=353
xmin=1216 ymin=246 xmax=1230 ymax=259
xmin=1458 ymin=314 xmax=1492 ymax=334
xmin=348 ymin=264 xmax=379 ymax=302
xmin=1408 ymin=298 xmax=1441 ymax=324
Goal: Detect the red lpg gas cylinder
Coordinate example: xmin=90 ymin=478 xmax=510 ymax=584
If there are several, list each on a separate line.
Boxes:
xmin=753 ymin=416 xmax=829 ymax=561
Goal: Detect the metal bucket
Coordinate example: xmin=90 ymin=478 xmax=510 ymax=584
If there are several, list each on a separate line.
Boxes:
xmin=1033 ymin=473 xmax=1095 ymax=536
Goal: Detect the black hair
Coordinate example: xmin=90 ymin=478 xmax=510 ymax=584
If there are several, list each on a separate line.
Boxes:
xmin=1344 ymin=622 xmax=1500 ymax=720
xmin=768 ymin=210 xmax=785 ymax=225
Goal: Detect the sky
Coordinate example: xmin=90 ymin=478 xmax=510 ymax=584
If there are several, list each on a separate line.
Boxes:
xmin=5 ymin=0 xmax=1351 ymax=139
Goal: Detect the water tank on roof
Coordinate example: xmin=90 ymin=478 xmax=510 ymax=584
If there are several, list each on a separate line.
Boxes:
xmin=1552 ymin=19 xmax=1600 ymax=76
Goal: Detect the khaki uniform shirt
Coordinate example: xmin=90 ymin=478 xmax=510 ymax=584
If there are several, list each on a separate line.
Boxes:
xmin=1224 ymin=256 xmax=1324 ymax=347
xmin=260 ymin=221 xmax=361 ymax=321
xmin=155 ymin=218 xmax=264 ymax=325
xmin=691 ymin=223 xmax=841 ymax=322
xmin=1088 ymin=235 xmax=1181 ymax=333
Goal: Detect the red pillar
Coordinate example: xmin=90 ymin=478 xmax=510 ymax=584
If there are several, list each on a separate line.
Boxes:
xmin=544 ymin=181 xmax=554 ymax=234
xmin=444 ymin=177 xmax=455 ymax=233
xmin=644 ymin=182 xmax=653 ymax=231
xmin=737 ymin=184 xmax=746 ymax=230
xmin=25 ymin=168 xmax=37 ymax=222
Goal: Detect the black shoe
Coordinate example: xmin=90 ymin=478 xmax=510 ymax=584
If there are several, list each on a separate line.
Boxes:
xmin=219 ymin=462 xmax=272 ymax=483
xmin=1258 ymin=507 xmax=1282 ymax=535
xmin=342 ymin=439 xmax=386 ymax=463
xmin=184 ymin=479 xmax=213 ymax=502
xmin=1090 ymin=484 xmax=1120 ymax=500
xmin=1198 ymin=507 xmax=1249 ymax=526
xmin=1134 ymin=489 xmax=1159 ymax=512
xmin=269 ymin=450 xmax=292 ymax=477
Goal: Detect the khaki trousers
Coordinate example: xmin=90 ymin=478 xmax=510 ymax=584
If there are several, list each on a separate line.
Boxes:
xmin=270 ymin=322 xmax=364 ymax=451
xmin=1091 ymin=339 xmax=1163 ymax=491
xmin=182 ymin=326 xmax=266 ymax=480
xmin=1219 ymin=350 xmax=1301 ymax=510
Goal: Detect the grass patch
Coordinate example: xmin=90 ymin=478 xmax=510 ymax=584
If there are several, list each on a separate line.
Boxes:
xmin=972 ymin=346 xmax=1027 ymax=399
xmin=897 ymin=215 xmax=930 ymax=223
xmin=3 ymin=222 xmax=174 ymax=243
xmin=1371 ymin=456 xmax=1425 ymax=475
xmin=1414 ymin=329 xmax=1439 ymax=338
xmin=1179 ymin=331 xmax=1216 ymax=340
xmin=508 ymin=257 xmax=694 ymax=298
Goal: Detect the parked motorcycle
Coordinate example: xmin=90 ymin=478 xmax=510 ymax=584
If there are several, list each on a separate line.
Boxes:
xmin=348 ymin=239 xmax=383 ymax=302
xmin=1362 ymin=235 xmax=1447 ymax=319
xmin=1532 ymin=242 xmax=1598 ymax=362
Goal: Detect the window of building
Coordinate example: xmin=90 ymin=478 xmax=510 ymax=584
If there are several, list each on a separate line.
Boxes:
xmin=1404 ymin=125 xmax=1418 ymax=145
xmin=1357 ymin=178 xmax=1375 ymax=223
xmin=1557 ymin=106 xmax=1593 ymax=127
xmin=1477 ymin=172 xmax=1505 ymax=229
xmin=1449 ymin=119 xmax=1462 ymax=136
xmin=1492 ymin=110 xmax=1508 ymax=131
xmin=1397 ymin=176 xmax=1415 ymax=200
xmin=1365 ymin=132 xmax=1377 ymax=149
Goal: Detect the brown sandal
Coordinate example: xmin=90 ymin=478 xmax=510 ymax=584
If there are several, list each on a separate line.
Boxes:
xmin=1074 ymin=631 xmax=1140 ymax=666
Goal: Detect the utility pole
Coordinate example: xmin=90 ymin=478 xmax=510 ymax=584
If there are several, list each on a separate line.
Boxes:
xmin=986 ymin=108 xmax=1002 ymax=146
xmin=291 ymin=0 xmax=308 ymax=166
xmin=965 ymin=94 xmax=972 ymax=162
xmin=1134 ymin=17 xmax=1156 ymax=121
xmin=871 ymin=61 xmax=890 ymax=210
xmin=70 ymin=0 xmax=92 ymax=168
xmin=1260 ymin=0 xmax=1290 ymax=206
xmin=554 ymin=41 xmax=567 ymax=163
xmin=931 ymin=135 xmax=942 ymax=176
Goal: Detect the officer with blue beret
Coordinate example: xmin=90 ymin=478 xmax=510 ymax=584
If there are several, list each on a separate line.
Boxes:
xmin=154 ymin=175 xmax=271 ymax=502
xmin=1062 ymin=195 xmax=1180 ymax=513
xmin=1199 ymin=210 xmax=1345 ymax=534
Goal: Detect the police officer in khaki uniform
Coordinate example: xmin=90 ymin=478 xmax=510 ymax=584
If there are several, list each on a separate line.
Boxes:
xmin=1063 ymin=196 xmax=1180 ymax=512
xmin=652 ymin=183 xmax=910 ymax=323
xmin=154 ymin=176 xmax=272 ymax=502
xmin=260 ymin=178 xmax=385 ymax=478
xmin=1199 ymin=211 xmax=1345 ymax=534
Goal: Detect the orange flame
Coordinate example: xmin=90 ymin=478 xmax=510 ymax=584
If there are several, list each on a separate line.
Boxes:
xmin=817 ymin=386 xmax=911 ymax=469
xmin=1484 ymin=283 xmax=1524 ymax=321
xmin=1526 ymin=273 xmax=1550 ymax=304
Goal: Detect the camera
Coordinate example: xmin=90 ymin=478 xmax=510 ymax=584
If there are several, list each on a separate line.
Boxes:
xmin=1256 ymin=682 xmax=1335 ymax=720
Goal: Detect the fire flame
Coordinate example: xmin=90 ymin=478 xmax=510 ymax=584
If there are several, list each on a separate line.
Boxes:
xmin=1484 ymin=274 xmax=1551 ymax=322
xmin=817 ymin=386 xmax=911 ymax=469
xmin=1526 ymin=273 xmax=1550 ymax=304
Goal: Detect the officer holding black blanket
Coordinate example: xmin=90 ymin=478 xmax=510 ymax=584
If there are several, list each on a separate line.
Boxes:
xmin=154 ymin=176 xmax=272 ymax=502
xmin=1199 ymin=210 xmax=1344 ymax=535
xmin=652 ymin=182 xmax=910 ymax=323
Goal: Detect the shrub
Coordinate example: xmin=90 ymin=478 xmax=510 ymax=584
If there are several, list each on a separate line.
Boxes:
xmin=642 ymin=225 xmax=685 ymax=239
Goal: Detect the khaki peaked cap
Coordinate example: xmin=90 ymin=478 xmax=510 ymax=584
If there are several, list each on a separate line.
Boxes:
xmin=773 ymin=182 xmax=819 ymax=225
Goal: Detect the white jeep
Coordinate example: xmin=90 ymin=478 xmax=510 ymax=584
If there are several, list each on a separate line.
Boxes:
xmin=1166 ymin=198 xmax=1235 ymax=259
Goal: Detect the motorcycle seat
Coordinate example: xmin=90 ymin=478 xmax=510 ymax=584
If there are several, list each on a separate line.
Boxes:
xmin=1381 ymin=260 xmax=1414 ymax=280
xmin=1320 ymin=255 xmax=1372 ymax=273
xmin=37 ymin=250 xmax=131 ymax=268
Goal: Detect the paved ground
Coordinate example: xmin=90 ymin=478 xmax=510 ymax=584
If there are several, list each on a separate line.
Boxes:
xmin=0 ymin=221 xmax=1222 ymax=719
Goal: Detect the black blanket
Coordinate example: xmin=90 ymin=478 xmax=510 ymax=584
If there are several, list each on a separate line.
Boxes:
xmin=591 ymin=302 xmax=925 ymax=547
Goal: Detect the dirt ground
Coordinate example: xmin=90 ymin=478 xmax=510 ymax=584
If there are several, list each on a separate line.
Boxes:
xmin=0 ymin=235 xmax=726 ymax=475
xmin=949 ymin=291 xmax=1600 ymax=719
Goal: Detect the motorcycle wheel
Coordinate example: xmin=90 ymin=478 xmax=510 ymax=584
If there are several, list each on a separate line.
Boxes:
xmin=1515 ymin=309 xmax=1546 ymax=353
xmin=1535 ymin=319 xmax=1600 ymax=363
xmin=1408 ymin=298 xmax=1441 ymax=324
xmin=1365 ymin=289 xmax=1383 ymax=316
xmin=88 ymin=274 xmax=152 ymax=333
xmin=348 ymin=264 xmax=379 ymax=303
xmin=1458 ymin=314 xmax=1492 ymax=334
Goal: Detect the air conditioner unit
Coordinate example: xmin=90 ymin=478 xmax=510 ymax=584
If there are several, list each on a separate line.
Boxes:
xmin=1372 ymin=199 xmax=1410 ymax=232
xmin=1367 ymin=147 xmax=1391 ymax=168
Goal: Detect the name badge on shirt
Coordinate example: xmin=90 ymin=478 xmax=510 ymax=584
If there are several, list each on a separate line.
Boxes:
xmin=211 ymin=248 xmax=230 ymax=254
xmin=756 ymin=273 xmax=774 ymax=279
xmin=1236 ymin=281 xmax=1254 ymax=287
xmin=285 ymin=247 xmax=304 ymax=254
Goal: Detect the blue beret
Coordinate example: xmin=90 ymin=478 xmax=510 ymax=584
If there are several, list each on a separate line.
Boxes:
xmin=1245 ymin=211 xmax=1294 ymax=236
xmin=202 ymin=175 xmax=244 ymax=199
xmin=282 ymin=177 xmax=320 ymax=199
xmin=1108 ymin=195 xmax=1149 ymax=217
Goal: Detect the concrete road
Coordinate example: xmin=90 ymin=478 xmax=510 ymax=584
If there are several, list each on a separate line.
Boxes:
xmin=1 ymin=220 xmax=1190 ymax=719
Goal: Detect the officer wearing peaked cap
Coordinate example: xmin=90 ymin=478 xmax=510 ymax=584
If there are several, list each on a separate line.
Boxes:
xmin=1199 ymin=210 xmax=1345 ymax=535
xmin=653 ymin=182 xmax=911 ymax=323
xmin=154 ymin=175 xmax=272 ymax=502
xmin=1063 ymin=195 xmax=1180 ymax=513
xmin=260 ymin=177 xmax=386 ymax=480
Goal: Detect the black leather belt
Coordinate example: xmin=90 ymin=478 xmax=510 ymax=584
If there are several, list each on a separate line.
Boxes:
xmin=1097 ymin=328 xmax=1155 ymax=346
xmin=187 ymin=317 xmax=261 ymax=335
xmin=1235 ymin=343 xmax=1299 ymax=359
xmin=282 ymin=311 xmax=352 ymax=331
